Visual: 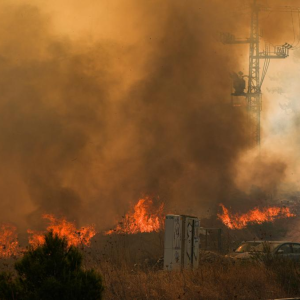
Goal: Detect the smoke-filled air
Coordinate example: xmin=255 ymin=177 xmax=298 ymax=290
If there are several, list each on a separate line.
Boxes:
xmin=0 ymin=0 xmax=299 ymax=234
xmin=2 ymin=1 xmax=300 ymax=299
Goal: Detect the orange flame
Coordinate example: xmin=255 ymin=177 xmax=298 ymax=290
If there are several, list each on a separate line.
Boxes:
xmin=105 ymin=198 xmax=164 ymax=235
xmin=218 ymin=204 xmax=296 ymax=229
xmin=27 ymin=214 xmax=96 ymax=248
xmin=0 ymin=224 xmax=20 ymax=258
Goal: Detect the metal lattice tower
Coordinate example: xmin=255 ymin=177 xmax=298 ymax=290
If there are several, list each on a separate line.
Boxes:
xmin=248 ymin=0 xmax=261 ymax=146
xmin=221 ymin=0 xmax=294 ymax=147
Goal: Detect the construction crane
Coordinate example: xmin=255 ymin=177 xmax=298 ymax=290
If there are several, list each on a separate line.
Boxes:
xmin=220 ymin=0 xmax=297 ymax=147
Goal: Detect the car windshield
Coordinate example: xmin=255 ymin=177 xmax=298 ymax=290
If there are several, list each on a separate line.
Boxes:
xmin=254 ymin=242 xmax=282 ymax=253
xmin=235 ymin=242 xmax=282 ymax=253
xmin=235 ymin=242 xmax=262 ymax=253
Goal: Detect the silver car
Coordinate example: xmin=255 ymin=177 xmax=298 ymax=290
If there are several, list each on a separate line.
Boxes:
xmin=226 ymin=241 xmax=300 ymax=261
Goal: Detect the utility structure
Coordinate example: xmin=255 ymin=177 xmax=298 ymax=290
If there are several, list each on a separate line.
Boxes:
xmin=221 ymin=0 xmax=297 ymax=147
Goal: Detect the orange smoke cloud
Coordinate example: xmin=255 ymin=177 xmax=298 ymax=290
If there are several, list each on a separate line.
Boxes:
xmin=218 ymin=204 xmax=296 ymax=229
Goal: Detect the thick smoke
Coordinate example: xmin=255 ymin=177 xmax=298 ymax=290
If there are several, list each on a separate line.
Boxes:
xmin=0 ymin=0 xmax=291 ymax=231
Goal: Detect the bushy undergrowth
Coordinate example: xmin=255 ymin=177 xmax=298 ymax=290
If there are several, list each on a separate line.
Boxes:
xmin=92 ymin=260 xmax=284 ymax=300
xmin=2 ymin=232 xmax=300 ymax=299
xmin=271 ymin=259 xmax=300 ymax=295
xmin=253 ymin=249 xmax=300 ymax=296
xmin=0 ymin=231 xmax=104 ymax=300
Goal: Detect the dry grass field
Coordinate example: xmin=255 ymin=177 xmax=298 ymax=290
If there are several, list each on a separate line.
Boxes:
xmin=1 ymin=231 xmax=300 ymax=299
xmin=93 ymin=260 xmax=287 ymax=300
xmin=77 ymin=233 xmax=300 ymax=300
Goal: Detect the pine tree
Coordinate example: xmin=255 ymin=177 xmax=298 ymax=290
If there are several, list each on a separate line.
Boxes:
xmin=0 ymin=231 xmax=104 ymax=300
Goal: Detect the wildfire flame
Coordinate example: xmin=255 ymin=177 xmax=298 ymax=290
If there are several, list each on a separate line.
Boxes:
xmin=0 ymin=224 xmax=20 ymax=258
xmin=27 ymin=214 xmax=96 ymax=249
xmin=105 ymin=197 xmax=164 ymax=235
xmin=218 ymin=204 xmax=296 ymax=229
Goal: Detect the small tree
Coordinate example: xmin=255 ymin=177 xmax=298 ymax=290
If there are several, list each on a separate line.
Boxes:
xmin=0 ymin=231 xmax=104 ymax=300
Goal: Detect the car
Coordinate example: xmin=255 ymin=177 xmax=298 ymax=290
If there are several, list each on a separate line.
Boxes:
xmin=226 ymin=241 xmax=300 ymax=261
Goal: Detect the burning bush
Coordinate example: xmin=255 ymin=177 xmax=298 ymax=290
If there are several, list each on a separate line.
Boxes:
xmin=27 ymin=214 xmax=96 ymax=249
xmin=0 ymin=224 xmax=20 ymax=258
xmin=0 ymin=231 xmax=104 ymax=300
xmin=105 ymin=197 xmax=164 ymax=235
xmin=218 ymin=204 xmax=295 ymax=229
xmin=0 ymin=215 xmax=96 ymax=260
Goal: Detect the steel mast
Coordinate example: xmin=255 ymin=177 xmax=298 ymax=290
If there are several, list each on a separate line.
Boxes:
xmin=248 ymin=0 xmax=261 ymax=146
xmin=221 ymin=0 xmax=292 ymax=147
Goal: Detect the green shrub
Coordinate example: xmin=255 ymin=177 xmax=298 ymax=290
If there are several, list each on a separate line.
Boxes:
xmin=0 ymin=231 xmax=104 ymax=300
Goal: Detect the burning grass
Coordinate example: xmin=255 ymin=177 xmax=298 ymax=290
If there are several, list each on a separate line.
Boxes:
xmin=105 ymin=197 xmax=164 ymax=235
xmin=0 ymin=201 xmax=299 ymax=299
xmin=1 ymin=229 xmax=300 ymax=299
xmin=0 ymin=224 xmax=20 ymax=258
xmin=218 ymin=204 xmax=296 ymax=229
xmin=0 ymin=214 xmax=96 ymax=259
xmin=27 ymin=214 xmax=96 ymax=248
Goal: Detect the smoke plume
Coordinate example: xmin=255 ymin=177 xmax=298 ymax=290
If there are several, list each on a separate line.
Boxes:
xmin=0 ymin=0 xmax=291 ymax=231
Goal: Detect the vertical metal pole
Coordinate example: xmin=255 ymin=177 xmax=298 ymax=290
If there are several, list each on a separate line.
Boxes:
xmin=191 ymin=220 xmax=195 ymax=267
xmin=247 ymin=0 xmax=261 ymax=147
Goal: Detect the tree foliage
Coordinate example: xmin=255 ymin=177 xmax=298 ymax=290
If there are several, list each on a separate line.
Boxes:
xmin=0 ymin=231 xmax=104 ymax=300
